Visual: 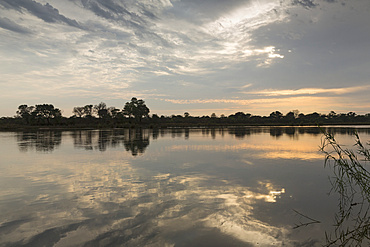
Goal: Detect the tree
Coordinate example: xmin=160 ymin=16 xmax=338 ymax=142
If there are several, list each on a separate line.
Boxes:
xmin=292 ymin=109 xmax=300 ymax=118
xmin=33 ymin=104 xmax=61 ymax=124
xmin=72 ymin=105 xmax=94 ymax=118
xmin=285 ymin=111 xmax=295 ymax=120
xmin=151 ymin=114 xmax=160 ymax=122
xmin=328 ymin=111 xmax=337 ymax=119
xmin=94 ymin=102 xmax=108 ymax=119
xmin=306 ymin=112 xmax=321 ymax=122
xmin=269 ymin=111 xmax=283 ymax=119
xmin=346 ymin=111 xmax=357 ymax=118
xmin=82 ymin=105 xmax=93 ymax=117
xmin=16 ymin=104 xmax=34 ymax=123
xmin=123 ymin=97 xmax=150 ymax=122
xmin=109 ymin=107 xmax=120 ymax=119
xmin=73 ymin=107 xmax=84 ymax=117
xmin=234 ymin=112 xmax=246 ymax=118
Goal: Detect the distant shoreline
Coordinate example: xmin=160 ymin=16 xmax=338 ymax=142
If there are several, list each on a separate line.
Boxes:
xmin=1 ymin=122 xmax=370 ymax=131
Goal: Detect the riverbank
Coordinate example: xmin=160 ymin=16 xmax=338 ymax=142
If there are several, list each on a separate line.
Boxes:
xmin=1 ymin=121 xmax=370 ymax=131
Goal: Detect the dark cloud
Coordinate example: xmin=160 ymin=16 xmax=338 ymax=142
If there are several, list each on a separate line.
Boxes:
xmin=0 ymin=0 xmax=23 ymax=11
xmin=79 ymin=1 xmax=148 ymax=35
xmin=78 ymin=0 xmax=171 ymax=48
xmin=292 ymin=0 xmax=318 ymax=8
xmin=0 ymin=17 xmax=31 ymax=34
xmin=94 ymin=0 xmax=134 ymax=17
xmin=85 ymin=1 xmax=116 ymax=20
xmin=80 ymin=0 xmax=146 ymax=25
xmin=0 ymin=0 xmax=82 ymax=28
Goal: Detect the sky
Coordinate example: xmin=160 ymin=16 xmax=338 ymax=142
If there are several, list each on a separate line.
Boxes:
xmin=0 ymin=0 xmax=370 ymax=117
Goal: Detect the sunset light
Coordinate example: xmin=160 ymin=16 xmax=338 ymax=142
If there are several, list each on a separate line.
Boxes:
xmin=0 ymin=0 xmax=369 ymax=116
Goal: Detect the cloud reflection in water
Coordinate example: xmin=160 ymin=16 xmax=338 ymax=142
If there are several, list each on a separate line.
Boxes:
xmin=1 ymin=157 xmax=290 ymax=246
xmin=1 ymin=127 xmax=357 ymax=246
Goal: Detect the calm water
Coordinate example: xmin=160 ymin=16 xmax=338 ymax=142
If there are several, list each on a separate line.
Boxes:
xmin=0 ymin=126 xmax=370 ymax=247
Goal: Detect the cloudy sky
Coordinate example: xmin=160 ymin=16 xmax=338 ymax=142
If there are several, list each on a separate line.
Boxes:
xmin=0 ymin=0 xmax=369 ymax=117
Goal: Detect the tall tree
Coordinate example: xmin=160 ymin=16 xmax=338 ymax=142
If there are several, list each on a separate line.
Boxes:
xmin=94 ymin=102 xmax=108 ymax=119
xmin=16 ymin=104 xmax=34 ymax=123
xmin=83 ymin=105 xmax=93 ymax=117
xmin=33 ymin=104 xmax=61 ymax=124
xmin=123 ymin=97 xmax=150 ymax=122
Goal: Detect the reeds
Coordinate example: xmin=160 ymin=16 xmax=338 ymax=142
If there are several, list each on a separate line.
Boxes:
xmin=320 ymin=130 xmax=370 ymax=246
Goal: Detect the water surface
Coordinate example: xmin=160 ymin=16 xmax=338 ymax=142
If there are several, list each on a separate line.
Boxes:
xmin=1 ymin=127 xmax=369 ymax=246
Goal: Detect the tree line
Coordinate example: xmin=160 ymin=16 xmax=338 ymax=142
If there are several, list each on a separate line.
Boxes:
xmin=1 ymin=97 xmax=370 ymax=128
xmin=9 ymin=97 xmax=149 ymax=126
xmin=71 ymin=97 xmax=149 ymax=122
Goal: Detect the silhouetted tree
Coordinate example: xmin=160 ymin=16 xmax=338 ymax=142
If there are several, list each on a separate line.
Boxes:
xmin=347 ymin=112 xmax=357 ymax=117
xmin=73 ymin=106 xmax=84 ymax=117
xmin=151 ymin=114 xmax=160 ymax=123
xmin=228 ymin=112 xmax=251 ymax=122
xmin=94 ymin=102 xmax=108 ymax=119
xmin=269 ymin=111 xmax=283 ymax=119
xmin=306 ymin=112 xmax=321 ymax=121
xmin=83 ymin=105 xmax=94 ymax=117
xmin=109 ymin=107 xmax=120 ymax=118
xmin=328 ymin=111 xmax=337 ymax=119
xmin=285 ymin=111 xmax=295 ymax=121
xmin=123 ymin=97 xmax=150 ymax=122
xmin=292 ymin=109 xmax=300 ymax=118
xmin=16 ymin=104 xmax=34 ymax=124
xmin=33 ymin=104 xmax=61 ymax=124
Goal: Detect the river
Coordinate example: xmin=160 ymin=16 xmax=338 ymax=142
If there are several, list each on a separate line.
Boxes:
xmin=1 ymin=126 xmax=369 ymax=246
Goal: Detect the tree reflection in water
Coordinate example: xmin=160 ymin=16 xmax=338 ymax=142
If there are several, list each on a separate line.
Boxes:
xmin=16 ymin=127 xmax=370 ymax=156
xmin=9 ymin=126 xmax=370 ymax=246
xmin=70 ymin=129 xmax=150 ymax=155
xmin=16 ymin=131 xmax=62 ymax=152
xmin=123 ymin=129 xmax=150 ymax=156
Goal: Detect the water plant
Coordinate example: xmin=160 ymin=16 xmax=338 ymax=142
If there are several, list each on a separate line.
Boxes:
xmin=320 ymin=130 xmax=370 ymax=246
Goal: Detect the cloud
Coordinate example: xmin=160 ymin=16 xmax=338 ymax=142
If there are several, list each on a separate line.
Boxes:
xmin=161 ymin=97 xmax=313 ymax=105
xmin=167 ymin=141 xmax=322 ymax=160
xmin=292 ymin=0 xmax=318 ymax=8
xmin=159 ymin=85 xmax=370 ymax=113
xmin=0 ymin=17 xmax=31 ymax=34
xmin=0 ymin=0 xmax=369 ymax=117
xmin=0 ymin=0 xmax=82 ymax=28
xmin=241 ymin=83 xmax=253 ymax=89
xmin=168 ymin=0 xmax=249 ymax=23
xmin=246 ymin=86 xmax=368 ymax=97
xmin=77 ymin=0 xmax=160 ymax=27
